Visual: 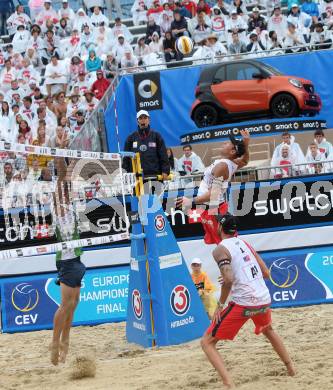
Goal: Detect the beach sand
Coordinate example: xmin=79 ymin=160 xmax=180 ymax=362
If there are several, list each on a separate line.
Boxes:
xmin=0 ymin=304 xmax=332 ymax=390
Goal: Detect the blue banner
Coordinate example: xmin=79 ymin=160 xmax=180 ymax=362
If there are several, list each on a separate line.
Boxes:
xmin=1 ymin=266 xmax=129 ymax=333
xmin=105 ymin=50 xmax=333 ymax=151
xmin=262 ymin=245 xmax=333 ymax=308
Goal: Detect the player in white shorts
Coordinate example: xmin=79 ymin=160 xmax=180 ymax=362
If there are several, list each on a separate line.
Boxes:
xmin=201 ymin=213 xmax=295 ymax=388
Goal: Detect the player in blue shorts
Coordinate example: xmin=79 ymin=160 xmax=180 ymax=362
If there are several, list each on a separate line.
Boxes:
xmin=50 ymin=151 xmax=86 ymax=366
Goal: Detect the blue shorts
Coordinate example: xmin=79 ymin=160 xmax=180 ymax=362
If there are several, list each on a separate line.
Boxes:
xmin=55 ymin=257 xmax=86 ymax=288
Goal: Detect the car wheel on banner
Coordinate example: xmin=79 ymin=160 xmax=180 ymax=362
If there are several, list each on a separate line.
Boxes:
xmin=132 ymin=289 xmax=143 ymax=320
xmin=170 ymin=285 xmax=190 ymax=316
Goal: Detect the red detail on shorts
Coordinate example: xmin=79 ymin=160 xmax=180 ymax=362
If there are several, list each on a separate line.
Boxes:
xmin=201 ymin=203 xmax=228 ymax=245
xmin=206 ymin=302 xmax=272 ymax=340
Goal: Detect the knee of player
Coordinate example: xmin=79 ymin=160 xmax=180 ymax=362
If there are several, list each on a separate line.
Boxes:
xmin=262 ymin=324 xmax=273 ymax=336
xmin=200 ymin=333 xmax=213 ymax=349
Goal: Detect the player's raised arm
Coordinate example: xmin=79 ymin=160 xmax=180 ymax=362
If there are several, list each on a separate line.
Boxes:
xmin=233 ymin=130 xmax=250 ymax=168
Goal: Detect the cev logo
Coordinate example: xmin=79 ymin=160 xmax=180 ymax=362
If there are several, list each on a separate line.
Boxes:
xmin=269 ymin=258 xmax=299 ymax=288
xmin=132 ymin=289 xmax=143 ymax=320
xmin=138 ymin=79 xmax=158 ymax=99
xmin=170 ymin=285 xmax=190 ymax=316
xmin=11 ymin=283 xmax=39 ymax=312
xmin=154 ymin=215 xmax=165 ymax=232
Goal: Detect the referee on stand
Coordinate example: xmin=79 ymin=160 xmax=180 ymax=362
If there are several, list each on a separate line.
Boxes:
xmin=122 ymin=110 xmax=170 ymax=180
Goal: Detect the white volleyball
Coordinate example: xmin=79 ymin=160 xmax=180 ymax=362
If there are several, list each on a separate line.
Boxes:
xmin=176 ymin=36 xmax=194 ymax=55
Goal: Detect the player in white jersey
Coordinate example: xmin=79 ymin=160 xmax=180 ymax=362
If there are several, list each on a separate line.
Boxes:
xmin=177 ymin=130 xmax=250 ymax=244
xmin=201 ymin=213 xmax=295 ymax=388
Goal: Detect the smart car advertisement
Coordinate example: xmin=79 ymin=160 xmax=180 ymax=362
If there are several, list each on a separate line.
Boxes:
xmin=105 ymin=50 xmax=333 ymax=151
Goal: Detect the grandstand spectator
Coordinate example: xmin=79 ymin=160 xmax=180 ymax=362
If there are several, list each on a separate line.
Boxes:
xmin=28 ymin=0 xmax=44 ymax=22
xmin=207 ymin=34 xmax=227 ymax=60
xmin=301 ymin=0 xmax=319 ymax=24
xmin=159 ymin=11 xmax=173 ymax=36
xmin=24 ymin=47 xmax=43 ymax=70
xmin=163 ymin=30 xmax=183 ymax=62
xmin=310 ymin=22 xmax=332 ymax=49
xmin=313 ymin=129 xmax=333 ymax=157
xmin=246 ymin=32 xmax=266 ymax=56
xmin=85 ymin=49 xmax=102 ymax=72
xmin=146 ymin=16 xmax=161 ymax=44
xmin=0 ymin=0 xmax=14 ymax=35
xmin=173 ymin=1 xmax=191 ymax=18
xmin=94 ymin=24 xmax=113 ymax=56
xmin=74 ymin=71 xmax=90 ymax=95
xmin=284 ymin=21 xmax=306 ymax=52
xmin=33 ymin=121 xmax=50 ymax=146
xmin=231 ymin=0 xmax=245 ymax=16
xmin=287 ymin=4 xmax=312 ymax=36
xmin=111 ymin=17 xmax=134 ymax=43
xmin=226 ymin=10 xmax=247 ymax=44
xmin=42 ymin=29 xmax=61 ymax=65
xmin=266 ymin=30 xmax=283 ymax=52
xmin=149 ymin=31 xmax=163 ymax=53
xmin=44 ymin=55 xmax=68 ymax=96
xmin=268 ymin=5 xmax=288 ymax=41
xmin=210 ymin=6 xmax=227 ymax=42
xmin=6 ymin=79 xmax=25 ymax=103
xmin=3 ymin=162 xmax=14 ymax=185
xmin=305 ymin=142 xmax=327 ymax=174
xmin=0 ymin=59 xmax=18 ymax=92
xmin=320 ymin=0 xmax=333 ymax=21
xmin=53 ymin=92 xmax=67 ymax=118
xmin=84 ymin=0 xmax=104 ymax=13
xmin=197 ymin=0 xmax=211 ymax=15
xmin=171 ymin=10 xmax=188 ymax=39
xmin=228 ymin=31 xmax=247 ymax=55
xmin=12 ymin=25 xmax=30 ymax=55
xmin=35 ymin=0 xmax=59 ymax=31
xmin=0 ymin=101 xmax=14 ymax=142
xmin=7 ymin=5 xmax=31 ymax=37
xmin=135 ymin=36 xmax=151 ymax=64
xmin=192 ymin=11 xmax=212 ymax=43
xmin=177 ymin=144 xmax=205 ymax=175
xmin=58 ymin=0 xmax=75 ymax=25
xmin=114 ymin=34 xmax=134 ymax=63
xmin=81 ymin=24 xmax=96 ymax=57
xmin=123 ymin=110 xmax=170 ymax=178
xmin=120 ymin=50 xmax=139 ymax=72
xmin=70 ymin=109 xmax=86 ymax=134
xmin=20 ymin=96 xmax=36 ymax=124
xmin=248 ymin=7 xmax=267 ymax=32
xmin=91 ymin=70 xmax=110 ymax=100
xmin=82 ymin=90 xmax=99 ymax=113
xmin=67 ymin=92 xmax=82 ymax=121
xmin=33 ymin=106 xmax=56 ymax=136
xmin=69 ymin=56 xmax=85 ymax=86
xmin=73 ymin=8 xmax=92 ymax=33
xmin=182 ymin=0 xmax=197 ymax=18
xmin=32 ymin=86 xmax=44 ymax=105
xmin=271 ymin=132 xmax=306 ymax=169
xmin=192 ymin=38 xmax=214 ymax=64
xmin=323 ymin=7 xmax=333 ymax=29
xmin=65 ymin=29 xmax=81 ymax=58
xmin=103 ymin=53 xmax=118 ymax=78
xmin=90 ymin=6 xmax=109 ymax=28
xmin=147 ymin=0 xmax=164 ymax=24
xmin=57 ymin=18 xmax=72 ymax=38
xmin=271 ymin=144 xmax=297 ymax=178
xmin=48 ymin=125 xmax=70 ymax=148
xmin=215 ymin=0 xmax=230 ymax=16
xmin=27 ymin=157 xmax=41 ymax=181
xmin=17 ymin=119 xmax=33 ymax=143
xmin=167 ymin=147 xmax=177 ymax=171
xmin=131 ymin=0 xmax=148 ymax=26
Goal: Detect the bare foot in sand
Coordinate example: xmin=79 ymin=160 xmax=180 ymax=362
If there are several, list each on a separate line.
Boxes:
xmin=285 ymin=361 xmax=296 ymax=376
xmin=59 ymin=341 xmax=69 ymax=364
xmin=49 ymin=342 xmax=60 ymax=366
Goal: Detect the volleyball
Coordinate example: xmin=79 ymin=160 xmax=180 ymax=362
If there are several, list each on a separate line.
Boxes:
xmin=176 ymin=36 xmax=194 ymax=55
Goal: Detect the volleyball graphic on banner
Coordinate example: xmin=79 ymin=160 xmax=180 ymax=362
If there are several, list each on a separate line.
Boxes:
xmin=176 ymin=36 xmax=194 ymax=55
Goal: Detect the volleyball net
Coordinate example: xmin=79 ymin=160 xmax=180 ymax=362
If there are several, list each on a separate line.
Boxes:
xmin=0 ymin=141 xmax=136 ymax=260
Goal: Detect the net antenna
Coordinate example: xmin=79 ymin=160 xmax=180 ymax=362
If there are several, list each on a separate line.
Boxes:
xmin=0 ymin=142 xmax=136 ymax=260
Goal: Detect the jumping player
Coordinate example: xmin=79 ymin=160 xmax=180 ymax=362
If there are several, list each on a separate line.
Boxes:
xmin=50 ymin=140 xmax=86 ymax=366
xmin=201 ymin=213 xmax=295 ymax=388
xmin=176 ymin=130 xmax=250 ymax=244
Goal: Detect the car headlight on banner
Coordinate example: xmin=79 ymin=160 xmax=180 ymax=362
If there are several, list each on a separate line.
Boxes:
xmin=288 ymin=78 xmax=303 ymax=88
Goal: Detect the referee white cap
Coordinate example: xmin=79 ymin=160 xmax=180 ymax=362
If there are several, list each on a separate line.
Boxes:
xmin=136 ymin=110 xmax=150 ymax=118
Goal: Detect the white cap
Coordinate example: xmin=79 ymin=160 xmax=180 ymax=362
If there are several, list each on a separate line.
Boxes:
xmin=191 ymin=258 xmax=202 ymax=265
xmin=291 ymin=3 xmax=299 ymax=7
xmin=136 ymin=110 xmax=150 ymax=118
xmin=62 ymin=0 xmax=68 ymax=2
xmin=231 ymin=9 xmax=237 ymax=14
xmin=252 ymin=6 xmax=259 ymax=12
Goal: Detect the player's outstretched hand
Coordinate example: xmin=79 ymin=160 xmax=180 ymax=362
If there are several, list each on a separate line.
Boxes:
xmin=175 ymin=196 xmax=192 ymax=209
xmin=240 ymin=129 xmax=250 ymax=145
xmin=212 ymin=307 xmax=223 ymax=324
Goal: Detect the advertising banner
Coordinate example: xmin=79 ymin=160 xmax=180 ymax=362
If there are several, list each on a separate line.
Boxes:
xmin=262 ymin=245 xmax=333 ymax=308
xmin=133 ymin=72 xmax=163 ymax=111
xmin=105 ymin=50 xmax=333 ymax=151
xmin=1 ymin=266 xmax=129 ymax=333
